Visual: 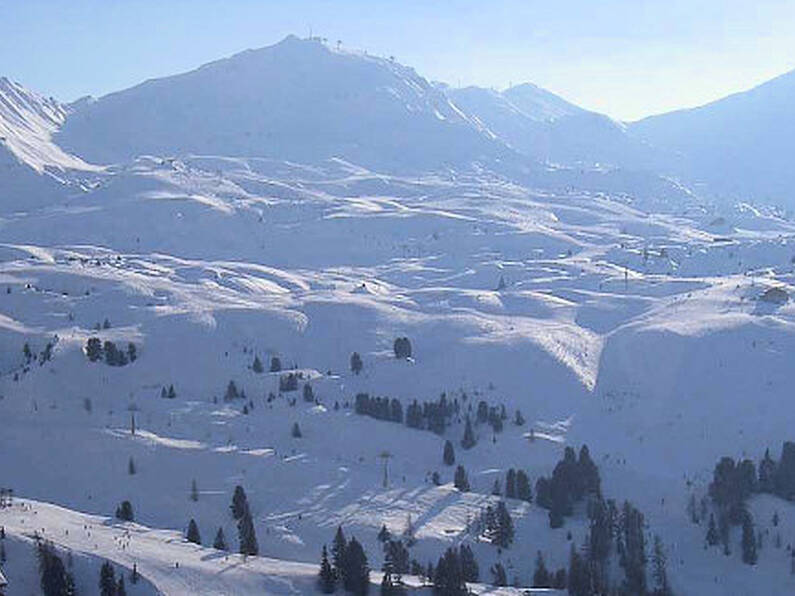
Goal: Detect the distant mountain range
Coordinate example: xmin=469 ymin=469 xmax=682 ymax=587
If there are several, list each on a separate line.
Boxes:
xmin=2 ymin=35 xmax=795 ymax=207
xmin=629 ymin=69 xmax=795 ymax=204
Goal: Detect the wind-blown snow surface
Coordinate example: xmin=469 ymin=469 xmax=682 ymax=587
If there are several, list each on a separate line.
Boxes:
xmin=2 ymin=150 xmax=795 ymax=594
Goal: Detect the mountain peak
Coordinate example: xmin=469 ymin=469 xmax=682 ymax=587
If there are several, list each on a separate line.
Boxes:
xmin=57 ymin=35 xmax=506 ymax=170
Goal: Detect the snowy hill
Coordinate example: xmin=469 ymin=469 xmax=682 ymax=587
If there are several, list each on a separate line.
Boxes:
xmin=629 ymin=69 xmax=795 ymax=204
xmin=57 ymin=36 xmax=508 ymax=173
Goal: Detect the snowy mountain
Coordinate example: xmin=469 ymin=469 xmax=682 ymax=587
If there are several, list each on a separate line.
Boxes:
xmin=0 ymin=77 xmax=101 ymax=212
xmin=502 ymin=82 xmax=584 ymax=123
xmin=448 ymin=84 xmax=663 ymax=172
xmin=629 ymin=69 xmax=795 ymax=204
xmin=57 ymin=36 xmax=509 ymax=172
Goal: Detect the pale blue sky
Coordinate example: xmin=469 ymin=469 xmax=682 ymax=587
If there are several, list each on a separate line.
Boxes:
xmin=2 ymin=0 xmax=794 ymax=121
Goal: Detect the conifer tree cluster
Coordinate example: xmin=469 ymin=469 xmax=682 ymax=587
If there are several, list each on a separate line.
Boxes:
xmin=320 ymin=526 xmax=370 ymax=595
xmin=37 ymin=539 xmax=75 ymax=596
xmin=711 ymin=441 xmax=795 ymax=509
xmin=432 ymin=547 xmax=468 ymax=595
xmin=531 ymin=551 xmax=567 ymax=589
xmin=279 ymin=372 xmax=301 ymax=392
xmin=564 ymin=498 xmax=662 ymax=595
xmin=501 ymin=468 xmax=532 ymax=501
xmin=475 ymin=400 xmax=506 ymax=434
xmin=85 ymin=337 xmax=137 ymax=366
xmin=535 ymin=445 xmax=600 ymax=527
xmin=355 ymin=393 xmax=404 ymax=423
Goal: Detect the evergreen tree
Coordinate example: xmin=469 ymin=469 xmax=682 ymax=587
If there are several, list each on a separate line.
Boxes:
xmin=706 ymin=513 xmax=719 ymax=546
xmin=224 ymin=380 xmax=239 ymax=401
xmin=453 ymin=466 xmax=470 ymax=492
xmin=459 ymin=544 xmax=479 ymax=582
xmin=231 ymin=485 xmax=249 ymax=520
xmin=99 ymin=561 xmax=116 ymax=596
xmin=237 ymin=507 xmax=259 ymax=556
xmin=343 ymin=536 xmax=370 ymax=595
xmin=213 ymin=527 xmax=227 ymax=551
xmin=86 ymin=337 xmax=103 ymax=362
xmin=433 ymin=547 xmax=467 ymax=596
xmin=759 ymin=448 xmax=777 ymax=493
xmin=514 ymin=409 xmax=525 ymax=426
xmin=443 ymin=440 xmax=455 ymax=466
xmin=115 ymin=500 xmax=134 ymax=522
xmin=460 ymin=416 xmax=476 ymax=450
xmin=319 ymin=545 xmax=336 ymax=593
xmin=490 ymin=562 xmax=507 ymax=587
xmin=167 ymin=384 xmax=176 ymax=399
xmin=187 ymin=519 xmax=201 ymax=545
xmin=393 ymin=337 xmax=412 ymax=359
xmin=651 ymin=535 xmax=670 ymax=596
xmin=535 ymin=477 xmax=551 ymax=509
xmin=117 ymin=575 xmax=127 ymax=596
xmin=741 ymin=511 xmax=758 ymax=565
xmin=292 ymin=422 xmax=302 ymax=438
xmin=351 ymin=352 xmax=363 ymax=375
xmin=533 ymin=551 xmax=551 ymax=587
xmin=567 ymin=544 xmax=588 ymax=596
xmin=332 ymin=526 xmax=347 ymax=581
xmin=270 ymin=356 xmax=282 ymax=372
xmin=303 ymin=383 xmax=315 ymax=402
xmin=620 ymin=502 xmax=647 ymax=595
xmin=190 ymin=479 xmax=199 ymax=502
xmin=128 ymin=457 xmax=136 ymax=475
xmin=516 ymin=470 xmax=532 ymax=502
xmin=127 ymin=342 xmax=137 ymax=363
xmin=37 ymin=540 xmax=75 ymax=596
xmin=252 ymin=356 xmax=264 ymax=373
xmin=492 ymin=500 xmax=514 ymax=548
xmin=492 ymin=478 xmax=502 ymax=496
xmin=505 ymin=468 xmax=517 ymax=499
xmin=383 ymin=539 xmax=410 ymax=580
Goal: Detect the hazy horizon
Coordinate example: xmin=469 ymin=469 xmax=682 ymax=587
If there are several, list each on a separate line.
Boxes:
xmin=3 ymin=0 xmax=794 ymax=121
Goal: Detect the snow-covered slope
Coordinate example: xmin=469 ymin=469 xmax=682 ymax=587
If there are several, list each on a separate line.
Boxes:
xmin=629 ymin=69 xmax=795 ymax=204
xmin=0 ymin=77 xmax=101 ymax=213
xmin=502 ymin=83 xmax=584 ymax=123
xmin=1 ymin=148 xmax=795 ymax=593
xmin=0 ymin=77 xmax=95 ymax=174
xmin=57 ymin=36 xmax=508 ymax=173
xmin=449 ymin=84 xmax=663 ymax=170
xmin=5 ymin=35 xmax=795 ymax=596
